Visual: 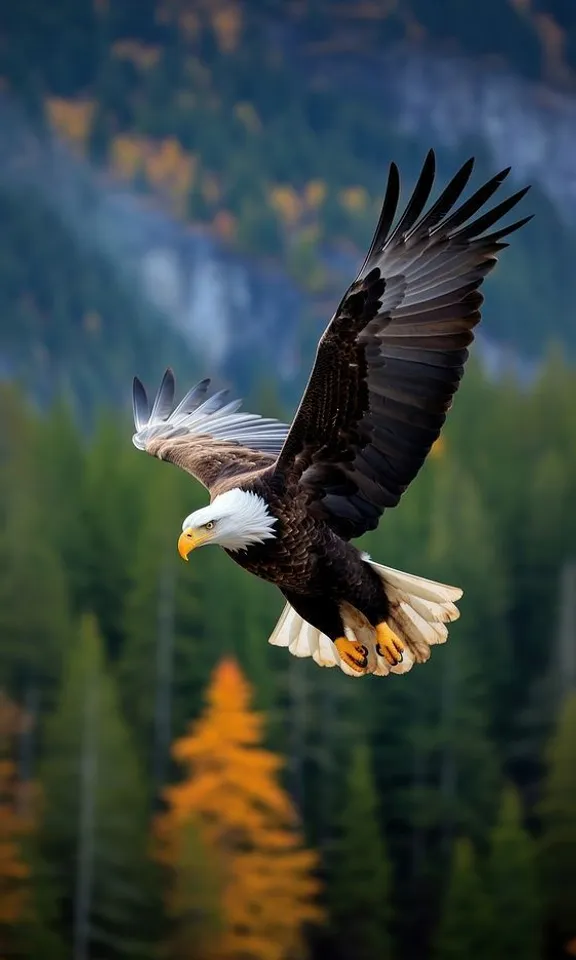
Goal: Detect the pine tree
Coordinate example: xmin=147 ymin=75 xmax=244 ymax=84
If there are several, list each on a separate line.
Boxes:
xmin=79 ymin=415 xmax=146 ymax=655
xmin=119 ymin=464 xmax=213 ymax=773
xmin=433 ymin=838 xmax=492 ymax=960
xmin=488 ymin=785 xmax=541 ymax=960
xmin=40 ymin=615 xmax=161 ymax=959
xmin=329 ymin=743 xmax=393 ymax=960
xmin=0 ymin=386 xmax=72 ymax=705
xmin=33 ymin=396 xmax=87 ymax=607
xmin=157 ymin=657 xmax=323 ymax=960
xmin=422 ymin=455 xmax=502 ymax=846
xmin=540 ymin=692 xmax=576 ymax=946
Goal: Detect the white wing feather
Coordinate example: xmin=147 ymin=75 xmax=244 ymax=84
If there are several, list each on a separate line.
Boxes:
xmin=132 ymin=369 xmax=289 ymax=456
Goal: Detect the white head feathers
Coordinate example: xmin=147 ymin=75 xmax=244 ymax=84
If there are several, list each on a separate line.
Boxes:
xmin=182 ymin=488 xmax=278 ymax=553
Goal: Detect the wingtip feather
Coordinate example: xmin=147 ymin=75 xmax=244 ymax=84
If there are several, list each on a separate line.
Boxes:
xmin=132 ymin=376 xmax=149 ymax=431
xmin=131 ymin=371 xmax=289 ymax=459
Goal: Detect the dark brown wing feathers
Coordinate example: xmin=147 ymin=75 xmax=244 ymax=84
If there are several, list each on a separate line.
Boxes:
xmin=275 ymin=150 xmax=531 ymax=539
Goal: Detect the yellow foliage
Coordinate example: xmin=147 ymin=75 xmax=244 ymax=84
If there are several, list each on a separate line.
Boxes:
xmin=111 ymin=136 xmax=196 ymax=216
xmin=339 ymin=185 xmax=368 ymax=213
xmin=304 ymin=180 xmax=327 ymax=210
xmin=46 ymin=98 xmax=95 ymax=153
xmin=213 ymin=210 xmax=237 ymax=243
xmin=111 ymin=135 xmax=145 ymax=180
xmin=111 ymin=40 xmax=161 ymax=70
xmin=213 ymin=4 xmax=243 ymax=53
xmin=269 ymin=185 xmax=302 ymax=228
xmin=0 ymin=693 xmax=35 ymax=938
xmin=158 ymin=0 xmax=242 ymax=50
xmin=430 ymin=435 xmax=446 ymax=459
xmin=157 ymin=658 xmax=323 ymax=960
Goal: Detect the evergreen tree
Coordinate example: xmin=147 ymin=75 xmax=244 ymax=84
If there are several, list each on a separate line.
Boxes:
xmin=540 ymin=692 xmax=576 ymax=947
xmin=329 ymin=743 xmax=393 ymax=960
xmin=0 ymin=386 xmax=72 ymax=705
xmin=118 ymin=464 xmax=213 ymax=768
xmin=39 ymin=615 xmax=161 ymax=959
xmin=433 ymin=838 xmax=492 ymax=960
xmin=33 ymin=397 xmax=87 ymax=607
xmin=158 ymin=657 xmax=323 ymax=960
xmin=422 ymin=455 xmax=502 ymax=845
xmin=488 ymin=785 xmax=541 ymax=960
xmin=78 ymin=415 xmax=146 ymax=655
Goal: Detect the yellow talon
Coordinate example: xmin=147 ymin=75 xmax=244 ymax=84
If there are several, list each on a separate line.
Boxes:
xmin=334 ymin=636 xmax=369 ymax=673
xmin=375 ymin=622 xmax=404 ymax=666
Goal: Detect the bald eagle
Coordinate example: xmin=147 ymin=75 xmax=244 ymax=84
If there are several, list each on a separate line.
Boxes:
xmin=132 ymin=151 xmax=530 ymax=678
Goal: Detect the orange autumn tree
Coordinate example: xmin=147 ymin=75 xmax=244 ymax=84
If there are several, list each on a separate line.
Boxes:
xmin=157 ymin=658 xmax=323 ymax=960
xmin=0 ymin=692 xmax=34 ymax=954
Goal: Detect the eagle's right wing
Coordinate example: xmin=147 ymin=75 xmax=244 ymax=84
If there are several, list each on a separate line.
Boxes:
xmin=132 ymin=369 xmax=289 ymax=494
xmin=273 ymin=151 xmax=532 ymax=540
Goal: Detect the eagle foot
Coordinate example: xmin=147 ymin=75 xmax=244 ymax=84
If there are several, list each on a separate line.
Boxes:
xmin=334 ymin=637 xmax=369 ymax=673
xmin=375 ymin=623 xmax=404 ymax=666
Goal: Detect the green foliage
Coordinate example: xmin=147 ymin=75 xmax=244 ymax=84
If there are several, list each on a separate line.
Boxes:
xmin=540 ymin=692 xmax=576 ymax=945
xmin=1 ymin=334 xmax=575 ymax=957
xmin=0 ymin=181 xmax=193 ymax=415
xmin=286 ymin=231 xmax=326 ymax=292
xmin=329 ymin=744 xmax=393 ymax=960
xmin=433 ymin=839 xmax=492 ymax=960
xmin=3 ymin=5 xmax=576 ymax=957
xmin=78 ymin=414 xmax=147 ymax=654
xmin=39 ymin=615 xmax=161 ymax=959
xmin=488 ymin=785 xmax=542 ymax=960
xmin=118 ymin=462 xmax=212 ymax=762
xmin=0 ymin=386 xmax=72 ymax=704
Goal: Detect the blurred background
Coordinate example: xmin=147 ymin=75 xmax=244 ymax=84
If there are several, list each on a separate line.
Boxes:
xmin=1 ymin=1 xmax=576 ymax=958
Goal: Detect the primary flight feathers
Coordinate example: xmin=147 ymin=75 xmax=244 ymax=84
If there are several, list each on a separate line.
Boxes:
xmin=133 ymin=369 xmax=289 ymax=457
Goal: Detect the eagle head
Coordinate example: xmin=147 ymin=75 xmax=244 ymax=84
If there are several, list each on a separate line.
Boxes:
xmin=178 ymin=487 xmax=277 ymax=558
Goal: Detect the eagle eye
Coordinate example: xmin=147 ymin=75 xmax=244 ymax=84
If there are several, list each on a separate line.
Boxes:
xmin=204 ymin=520 xmax=215 ymax=530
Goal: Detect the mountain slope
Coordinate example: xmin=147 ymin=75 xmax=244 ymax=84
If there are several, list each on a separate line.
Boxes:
xmin=2 ymin=0 xmax=576 ymax=409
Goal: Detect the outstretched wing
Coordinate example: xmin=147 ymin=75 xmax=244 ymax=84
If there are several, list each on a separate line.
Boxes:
xmin=274 ymin=150 xmax=532 ymax=539
xmin=132 ymin=369 xmax=289 ymax=494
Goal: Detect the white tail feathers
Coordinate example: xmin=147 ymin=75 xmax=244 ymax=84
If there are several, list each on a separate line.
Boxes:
xmin=268 ymin=558 xmax=462 ymax=678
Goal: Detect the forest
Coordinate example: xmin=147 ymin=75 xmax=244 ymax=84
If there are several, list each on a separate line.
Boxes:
xmin=1 ymin=352 xmax=576 ymax=959
xmin=2 ymin=1 xmax=576 ymax=958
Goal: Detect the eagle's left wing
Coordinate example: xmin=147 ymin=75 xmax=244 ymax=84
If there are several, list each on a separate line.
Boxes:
xmin=132 ymin=368 xmax=289 ymax=494
xmin=273 ymin=150 xmax=531 ymax=540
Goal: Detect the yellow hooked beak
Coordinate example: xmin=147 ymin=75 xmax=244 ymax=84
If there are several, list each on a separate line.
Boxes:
xmin=177 ymin=527 xmax=212 ymax=561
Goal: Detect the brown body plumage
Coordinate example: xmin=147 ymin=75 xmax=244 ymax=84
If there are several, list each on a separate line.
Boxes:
xmin=132 ymin=151 xmax=531 ymax=677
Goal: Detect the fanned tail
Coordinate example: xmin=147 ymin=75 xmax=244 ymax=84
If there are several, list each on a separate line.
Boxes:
xmin=268 ymin=558 xmax=462 ymax=678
